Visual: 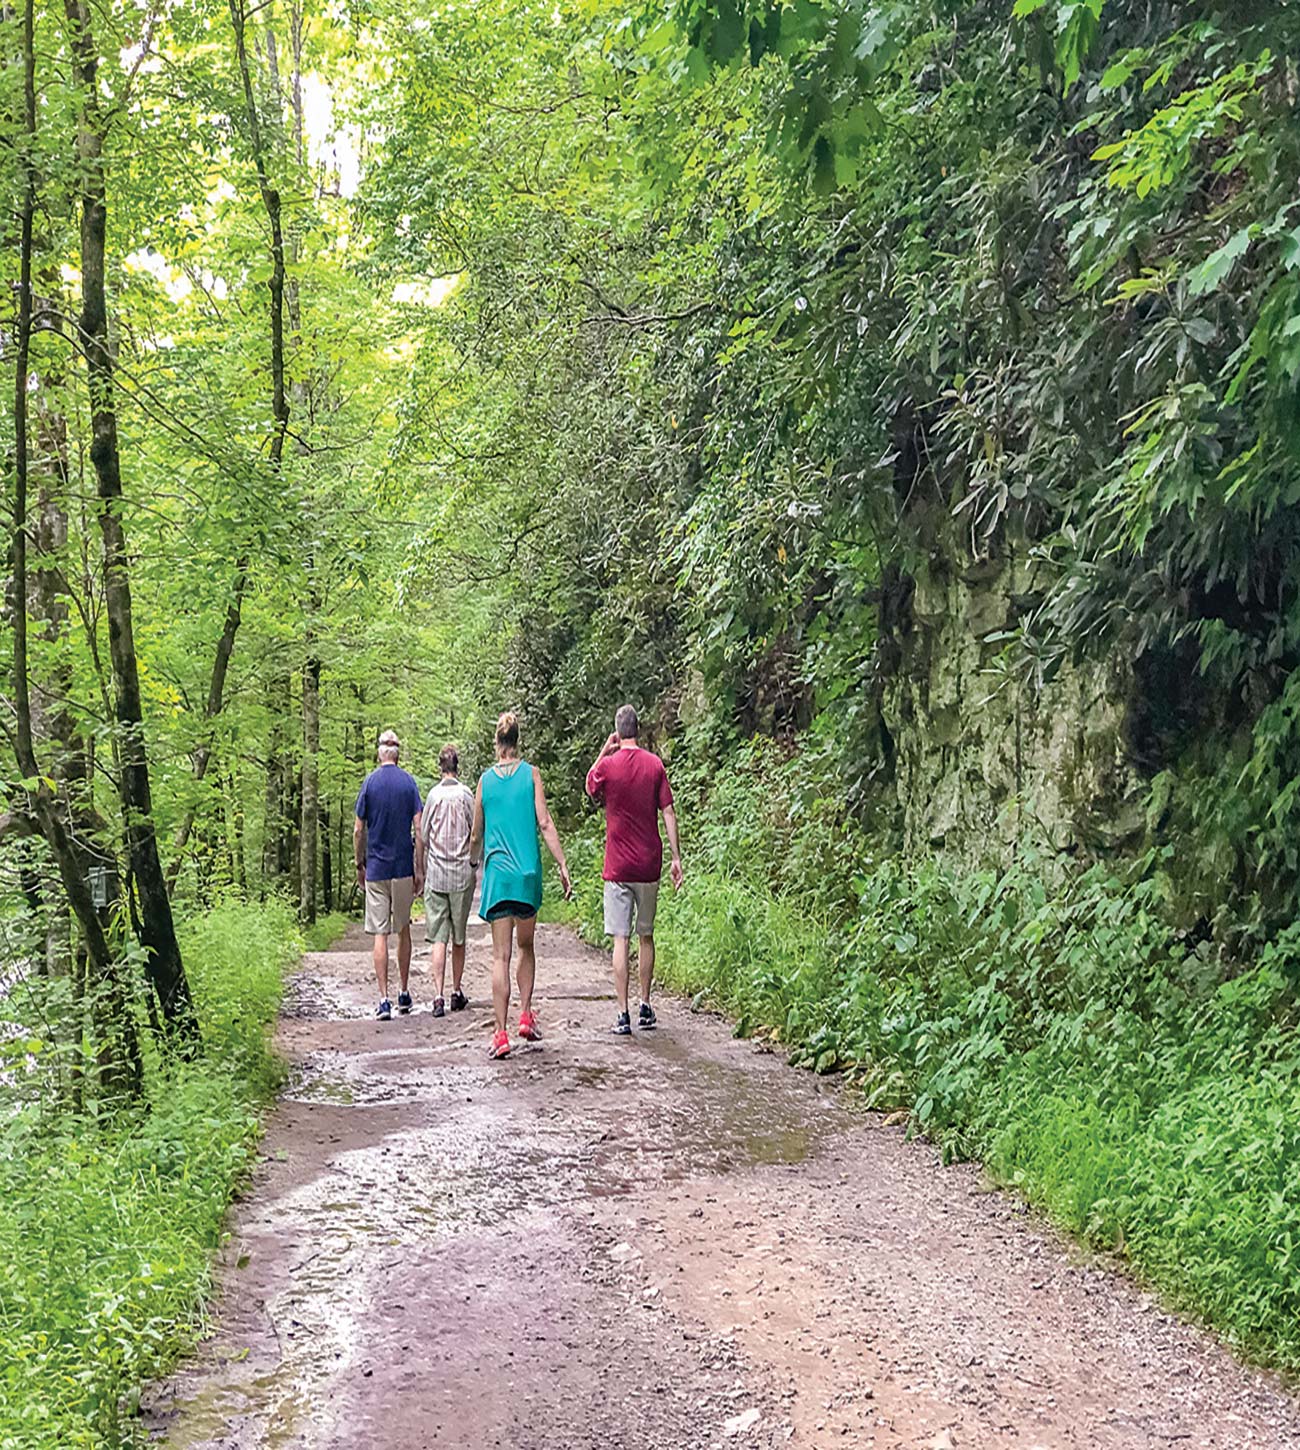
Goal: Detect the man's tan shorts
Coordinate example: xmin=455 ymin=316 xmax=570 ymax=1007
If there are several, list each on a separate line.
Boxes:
xmin=425 ymin=884 xmax=475 ymax=946
xmin=364 ymin=876 xmax=415 ymax=936
xmin=603 ymin=880 xmax=660 ymax=938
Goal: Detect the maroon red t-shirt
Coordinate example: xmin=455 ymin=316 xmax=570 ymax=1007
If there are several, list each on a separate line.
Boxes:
xmin=585 ymin=746 xmax=674 ymax=883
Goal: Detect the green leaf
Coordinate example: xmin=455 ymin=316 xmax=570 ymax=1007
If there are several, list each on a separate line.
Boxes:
xmin=704 ymin=0 xmax=744 ymax=63
xmin=1187 ymin=228 xmax=1253 ymax=297
xmin=1281 ymin=226 xmax=1300 ymax=270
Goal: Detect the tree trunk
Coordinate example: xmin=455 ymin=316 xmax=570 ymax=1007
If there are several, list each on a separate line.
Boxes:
xmin=299 ymin=648 xmax=319 ymax=923
xmin=64 ymin=0 xmax=197 ymax=1048
xmin=226 ymin=764 xmax=248 ymax=896
xmin=320 ymin=802 xmax=333 ymax=913
xmin=168 ymin=0 xmax=297 ymax=895
xmin=230 ymin=0 xmax=290 ymax=469
xmin=8 ymin=0 xmax=141 ymax=1096
xmin=166 ymin=556 xmax=249 ymax=890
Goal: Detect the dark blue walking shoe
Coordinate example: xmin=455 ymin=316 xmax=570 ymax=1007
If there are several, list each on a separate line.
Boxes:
xmin=638 ymin=1002 xmax=657 ymax=1030
xmin=376 ymin=998 xmax=392 ymax=1021
xmin=613 ymin=1011 xmax=632 ymax=1036
xmin=397 ymin=991 xmax=413 ymax=1015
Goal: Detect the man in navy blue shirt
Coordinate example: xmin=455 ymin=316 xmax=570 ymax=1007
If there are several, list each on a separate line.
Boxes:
xmin=354 ymin=729 xmax=425 ymax=1020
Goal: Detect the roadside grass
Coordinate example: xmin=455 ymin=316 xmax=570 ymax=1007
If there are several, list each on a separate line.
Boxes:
xmin=302 ymin=910 xmax=353 ymax=952
xmin=0 ymin=899 xmax=300 ymax=1448
xmin=563 ymin=786 xmax=1300 ymax=1372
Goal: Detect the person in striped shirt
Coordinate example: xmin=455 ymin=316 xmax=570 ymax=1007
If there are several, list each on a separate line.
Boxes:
xmin=421 ymin=743 xmax=477 ymax=1017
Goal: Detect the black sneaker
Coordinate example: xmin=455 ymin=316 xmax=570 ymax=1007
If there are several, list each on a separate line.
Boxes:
xmin=638 ymin=1002 xmax=657 ymax=1031
xmin=613 ymin=1011 xmax=632 ymax=1036
xmin=449 ymin=990 xmax=468 ymax=1013
xmin=432 ymin=997 xmax=445 ymax=1018
xmin=376 ymin=999 xmax=392 ymax=1021
xmin=397 ymin=991 xmax=413 ymax=1015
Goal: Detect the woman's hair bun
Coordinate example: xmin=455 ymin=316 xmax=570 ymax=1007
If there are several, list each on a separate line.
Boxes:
xmin=496 ymin=711 xmax=520 ymax=747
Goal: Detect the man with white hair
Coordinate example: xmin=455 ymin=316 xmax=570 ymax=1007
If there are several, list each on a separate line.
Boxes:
xmin=421 ymin=742 xmax=476 ymax=1017
xmin=354 ymin=728 xmax=424 ymax=1020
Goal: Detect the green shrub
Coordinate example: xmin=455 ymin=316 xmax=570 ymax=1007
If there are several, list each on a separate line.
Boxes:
xmin=0 ymin=899 xmax=300 ymax=1448
xmin=301 ymin=910 xmax=353 ymax=953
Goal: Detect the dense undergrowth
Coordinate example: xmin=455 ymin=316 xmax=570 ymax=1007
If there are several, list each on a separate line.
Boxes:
xmin=564 ymin=740 xmax=1300 ymax=1372
xmin=0 ymin=900 xmax=300 ymax=1449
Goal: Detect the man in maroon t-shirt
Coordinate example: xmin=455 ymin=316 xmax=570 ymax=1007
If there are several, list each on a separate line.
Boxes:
xmin=585 ymin=704 xmax=683 ymax=1034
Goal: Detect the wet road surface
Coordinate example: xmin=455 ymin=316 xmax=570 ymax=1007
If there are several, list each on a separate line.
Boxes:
xmin=145 ymin=919 xmax=1300 ymax=1449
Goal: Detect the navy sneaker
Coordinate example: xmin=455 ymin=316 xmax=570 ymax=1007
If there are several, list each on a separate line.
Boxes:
xmin=638 ymin=1002 xmax=657 ymax=1031
xmin=376 ymin=999 xmax=392 ymax=1021
xmin=613 ymin=1011 xmax=632 ymax=1036
xmin=432 ymin=997 xmax=445 ymax=1018
xmin=397 ymin=991 xmax=413 ymax=1015
xmin=449 ymin=990 xmax=468 ymax=1013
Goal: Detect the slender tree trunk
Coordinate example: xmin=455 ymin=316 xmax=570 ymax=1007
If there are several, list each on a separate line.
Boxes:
xmin=166 ymin=556 xmax=249 ymax=889
xmin=299 ymin=648 xmax=319 ymax=923
xmin=320 ymin=802 xmax=333 ymax=913
xmin=167 ymin=0 xmax=295 ymax=895
xmin=230 ymin=0 xmax=289 ymax=469
xmin=227 ymin=764 xmax=247 ymax=895
xmin=335 ymin=774 xmax=346 ymax=908
xmin=63 ymin=0 xmax=196 ymax=1047
xmin=232 ymin=0 xmax=298 ymax=910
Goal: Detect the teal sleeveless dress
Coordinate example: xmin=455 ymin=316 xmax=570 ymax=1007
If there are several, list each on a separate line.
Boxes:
xmin=479 ymin=761 xmax=543 ymax=920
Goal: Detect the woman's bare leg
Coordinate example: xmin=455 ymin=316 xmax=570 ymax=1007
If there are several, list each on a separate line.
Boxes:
xmin=516 ymin=915 xmax=537 ymax=1016
xmin=491 ymin=917 xmax=514 ymax=1032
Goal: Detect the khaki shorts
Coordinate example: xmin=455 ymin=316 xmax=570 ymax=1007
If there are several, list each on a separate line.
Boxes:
xmin=425 ymin=884 xmax=475 ymax=945
xmin=364 ymin=876 xmax=415 ymax=936
xmin=603 ymin=880 xmax=660 ymax=938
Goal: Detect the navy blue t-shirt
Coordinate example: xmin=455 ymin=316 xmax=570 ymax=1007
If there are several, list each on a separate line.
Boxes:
xmin=355 ymin=765 xmax=423 ymax=880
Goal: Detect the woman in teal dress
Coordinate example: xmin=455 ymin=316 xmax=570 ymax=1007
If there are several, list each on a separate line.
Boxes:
xmin=472 ymin=711 xmax=572 ymax=1059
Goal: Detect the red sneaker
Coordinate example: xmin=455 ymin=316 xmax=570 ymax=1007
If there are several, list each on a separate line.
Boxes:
xmin=518 ymin=1009 xmax=541 ymax=1042
xmin=488 ymin=1029 xmax=511 ymax=1059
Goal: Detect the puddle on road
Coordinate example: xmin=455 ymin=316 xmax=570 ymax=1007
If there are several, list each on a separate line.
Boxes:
xmin=285 ymin=1048 xmax=491 ymax=1108
xmin=572 ymin=1033 xmax=838 ymax=1194
xmin=281 ymin=971 xmax=353 ymax=1022
xmin=288 ymin=1072 xmax=354 ymax=1106
xmin=663 ymin=1052 xmax=829 ymax=1172
xmin=161 ymin=1376 xmax=316 ymax=1450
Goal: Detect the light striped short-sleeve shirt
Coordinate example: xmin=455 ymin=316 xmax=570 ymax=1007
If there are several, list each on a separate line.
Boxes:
xmin=421 ymin=777 xmax=475 ymax=894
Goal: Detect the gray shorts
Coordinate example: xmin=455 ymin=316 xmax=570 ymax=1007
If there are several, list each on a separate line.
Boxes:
xmin=603 ymin=880 xmax=659 ymax=938
xmin=364 ymin=877 xmax=415 ymax=936
xmin=425 ymin=884 xmax=475 ymax=945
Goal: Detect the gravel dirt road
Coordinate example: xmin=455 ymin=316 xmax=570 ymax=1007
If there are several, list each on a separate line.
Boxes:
xmin=145 ymin=917 xmax=1300 ymax=1449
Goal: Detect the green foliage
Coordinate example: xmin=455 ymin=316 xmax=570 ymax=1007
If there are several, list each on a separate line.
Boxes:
xmin=0 ymin=901 xmax=298 ymax=1448
xmin=358 ymin=0 xmax=1300 ymax=933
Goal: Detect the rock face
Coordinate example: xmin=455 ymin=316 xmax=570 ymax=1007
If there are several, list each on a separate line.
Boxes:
xmin=883 ymin=538 xmax=1144 ymax=863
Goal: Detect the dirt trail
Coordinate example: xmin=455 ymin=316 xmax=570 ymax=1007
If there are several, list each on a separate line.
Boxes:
xmin=146 ymin=918 xmax=1300 ymax=1449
